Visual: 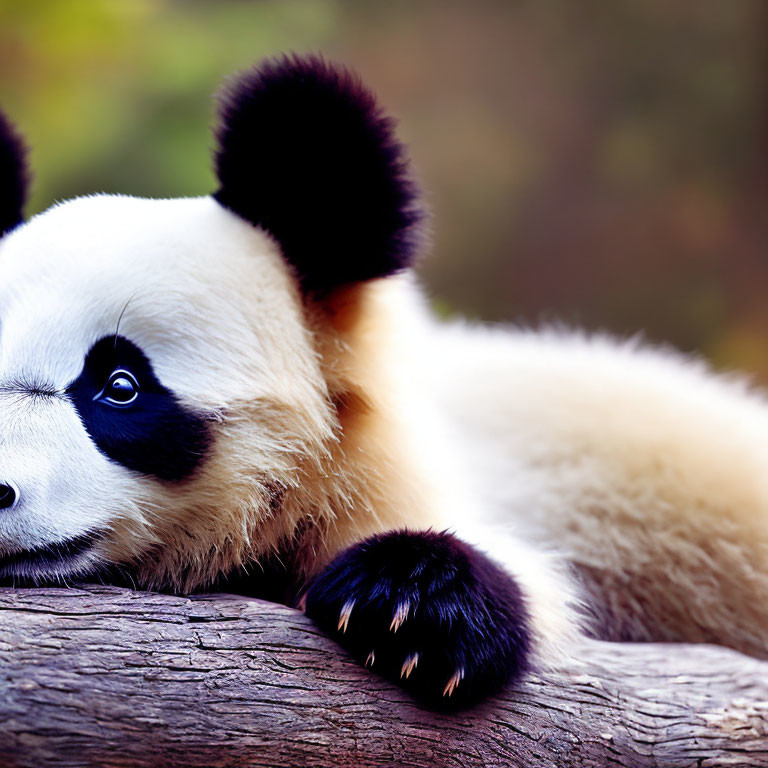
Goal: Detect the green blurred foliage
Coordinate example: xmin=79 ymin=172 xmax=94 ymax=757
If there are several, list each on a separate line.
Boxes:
xmin=1 ymin=0 xmax=336 ymax=205
xmin=1 ymin=1 xmax=767 ymax=380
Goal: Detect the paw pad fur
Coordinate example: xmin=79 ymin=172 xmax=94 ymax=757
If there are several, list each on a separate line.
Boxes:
xmin=304 ymin=529 xmax=532 ymax=709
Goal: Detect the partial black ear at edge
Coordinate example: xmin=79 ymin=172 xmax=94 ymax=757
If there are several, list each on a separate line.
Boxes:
xmin=213 ymin=53 xmax=426 ymax=294
xmin=0 ymin=110 xmax=28 ymax=238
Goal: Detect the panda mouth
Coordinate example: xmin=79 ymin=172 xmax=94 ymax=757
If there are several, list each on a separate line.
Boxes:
xmin=0 ymin=532 xmax=101 ymax=577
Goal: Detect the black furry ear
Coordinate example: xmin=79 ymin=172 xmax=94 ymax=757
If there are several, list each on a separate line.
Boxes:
xmin=213 ymin=54 xmax=425 ymax=293
xmin=0 ymin=111 xmax=28 ymax=237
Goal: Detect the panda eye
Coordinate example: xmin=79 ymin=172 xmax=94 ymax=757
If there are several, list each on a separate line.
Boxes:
xmin=95 ymin=369 xmax=140 ymax=407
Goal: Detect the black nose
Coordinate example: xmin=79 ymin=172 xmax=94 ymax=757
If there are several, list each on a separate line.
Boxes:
xmin=0 ymin=484 xmax=16 ymax=509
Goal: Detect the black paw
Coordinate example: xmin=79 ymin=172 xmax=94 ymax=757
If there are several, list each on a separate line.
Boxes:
xmin=304 ymin=529 xmax=532 ymax=710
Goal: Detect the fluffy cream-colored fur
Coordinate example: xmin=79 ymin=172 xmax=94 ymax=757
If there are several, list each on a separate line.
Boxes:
xmin=429 ymin=323 xmax=768 ymax=658
xmin=0 ymin=193 xmax=766 ymax=662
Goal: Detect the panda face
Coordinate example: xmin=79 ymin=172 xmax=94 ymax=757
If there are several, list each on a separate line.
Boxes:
xmin=0 ymin=54 xmax=425 ymax=589
xmin=0 ymin=194 xmax=333 ymax=584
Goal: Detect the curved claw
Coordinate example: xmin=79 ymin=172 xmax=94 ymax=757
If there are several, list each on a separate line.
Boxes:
xmin=443 ymin=667 xmax=465 ymax=698
xmin=400 ymin=652 xmax=419 ymax=680
xmin=338 ymin=599 xmax=355 ymax=633
xmin=389 ymin=600 xmax=410 ymax=633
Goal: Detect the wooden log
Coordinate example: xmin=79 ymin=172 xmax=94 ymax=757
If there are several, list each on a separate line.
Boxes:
xmin=0 ymin=585 xmax=766 ymax=768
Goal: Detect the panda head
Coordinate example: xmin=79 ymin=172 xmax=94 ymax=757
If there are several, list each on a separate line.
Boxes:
xmin=0 ymin=54 xmax=425 ymax=589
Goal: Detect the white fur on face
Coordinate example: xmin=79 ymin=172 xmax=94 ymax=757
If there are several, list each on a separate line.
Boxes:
xmin=0 ymin=390 xmax=142 ymax=579
xmin=0 ymin=195 xmax=332 ymax=584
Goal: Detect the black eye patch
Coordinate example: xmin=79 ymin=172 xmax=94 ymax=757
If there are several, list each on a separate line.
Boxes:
xmin=67 ymin=336 xmax=212 ymax=482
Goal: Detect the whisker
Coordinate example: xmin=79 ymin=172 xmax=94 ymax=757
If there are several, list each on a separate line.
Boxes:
xmin=114 ymin=294 xmax=137 ymax=349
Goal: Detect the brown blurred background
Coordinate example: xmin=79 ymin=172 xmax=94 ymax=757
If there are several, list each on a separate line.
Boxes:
xmin=1 ymin=1 xmax=766 ymax=379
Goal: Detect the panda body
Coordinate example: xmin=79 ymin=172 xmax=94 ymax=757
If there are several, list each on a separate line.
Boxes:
xmin=0 ymin=54 xmax=766 ymax=708
xmin=432 ymin=319 xmax=768 ymax=657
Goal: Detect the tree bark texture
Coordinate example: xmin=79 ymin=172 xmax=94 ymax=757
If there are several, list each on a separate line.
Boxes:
xmin=0 ymin=585 xmax=766 ymax=768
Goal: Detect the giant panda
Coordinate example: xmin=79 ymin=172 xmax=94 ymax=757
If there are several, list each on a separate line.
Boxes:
xmin=0 ymin=53 xmax=767 ymax=711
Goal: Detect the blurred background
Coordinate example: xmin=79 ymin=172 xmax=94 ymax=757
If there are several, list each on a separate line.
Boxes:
xmin=1 ymin=1 xmax=766 ymax=379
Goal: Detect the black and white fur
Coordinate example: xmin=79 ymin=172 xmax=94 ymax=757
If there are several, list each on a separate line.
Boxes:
xmin=0 ymin=54 xmax=767 ymax=711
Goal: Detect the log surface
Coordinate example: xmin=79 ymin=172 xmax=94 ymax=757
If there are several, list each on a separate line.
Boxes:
xmin=0 ymin=585 xmax=766 ymax=768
